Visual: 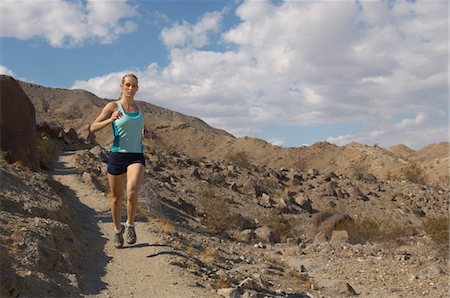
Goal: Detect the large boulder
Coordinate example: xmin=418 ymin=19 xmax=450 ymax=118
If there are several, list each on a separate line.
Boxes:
xmin=0 ymin=75 xmax=39 ymax=171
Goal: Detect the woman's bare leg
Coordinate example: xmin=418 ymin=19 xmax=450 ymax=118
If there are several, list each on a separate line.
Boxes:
xmin=108 ymin=173 xmax=126 ymax=230
xmin=125 ymin=163 xmax=144 ymax=225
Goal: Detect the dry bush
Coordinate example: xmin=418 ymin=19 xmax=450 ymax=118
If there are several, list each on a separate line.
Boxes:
xmin=211 ymin=276 xmax=231 ymax=289
xmin=422 ymin=216 xmax=449 ymax=258
xmin=149 ymin=218 xmax=176 ymax=234
xmin=197 ymin=188 xmax=241 ymax=234
xmin=334 ymin=218 xmax=412 ymax=244
xmin=198 ymin=245 xmax=224 ymax=264
xmin=37 ymin=135 xmax=57 ymax=170
xmin=259 ymin=177 xmax=279 ymax=195
xmin=295 ymin=157 xmax=308 ymax=172
xmin=271 ymin=220 xmax=291 ymax=243
xmin=261 ymin=214 xmax=303 ymax=243
xmin=403 ymin=164 xmax=426 ymax=185
xmin=225 ymin=151 xmax=252 ymax=168
xmin=284 ymin=269 xmax=318 ymax=292
xmin=138 ymin=180 xmax=163 ymax=218
xmin=351 ymin=161 xmax=369 ymax=178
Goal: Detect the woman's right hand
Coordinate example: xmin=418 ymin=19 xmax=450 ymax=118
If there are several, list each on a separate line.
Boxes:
xmin=90 ymin=102 xmax=122 ymax=133
xmin=110 ymin=110 xmax=123 ymax=122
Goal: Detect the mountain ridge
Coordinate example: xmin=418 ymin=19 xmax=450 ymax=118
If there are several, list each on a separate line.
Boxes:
xmin=13 ymin=75 xmax=449 ymax=187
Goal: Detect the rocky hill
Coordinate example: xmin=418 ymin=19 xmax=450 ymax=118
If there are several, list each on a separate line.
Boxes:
xmin=1 ymin=75 xmax=449 ymax=297
xmin=16 ymin=76 xmax=449 ymax=188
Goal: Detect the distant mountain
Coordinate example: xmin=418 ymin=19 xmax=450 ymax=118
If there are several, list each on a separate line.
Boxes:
xmin=13 ymin=76 xmax=449 ymax=187
xmin=388 ymin=144 xmax=416 ymax=159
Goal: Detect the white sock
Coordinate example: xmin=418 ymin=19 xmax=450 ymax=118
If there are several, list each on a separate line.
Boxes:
xmin=126 ymin=222 xmax=134 ymax=227
xmin=114 ymin=225 xmax=122 ymax=233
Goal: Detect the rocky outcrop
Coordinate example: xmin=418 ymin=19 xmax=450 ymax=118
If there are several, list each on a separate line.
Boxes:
xmin=0 ymin=75 xmax=39 ymax=171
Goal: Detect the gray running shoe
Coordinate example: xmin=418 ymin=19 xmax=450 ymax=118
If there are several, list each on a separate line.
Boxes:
xmin=126 ymin=224 xmax=137 ymax=245
xmin=114 ymin=224 xmax=125 ymax=249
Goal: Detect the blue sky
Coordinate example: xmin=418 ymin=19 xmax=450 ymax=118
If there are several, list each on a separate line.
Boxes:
xmin=1 ymin=0 xmax=448 ymax=150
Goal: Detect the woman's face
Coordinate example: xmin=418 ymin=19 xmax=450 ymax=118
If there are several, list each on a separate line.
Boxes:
xmin=121 ymin=76 xmax=138 ymax=99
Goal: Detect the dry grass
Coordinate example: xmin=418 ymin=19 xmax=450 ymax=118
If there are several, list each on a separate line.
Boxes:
xmin=198 ymin=246 xmax=222 ymax=263
xmin=211 ymin=276 xmax=231 ymax=289
xmin=284 ymin=269 xmax=318 ymax=291
xmin=266 ymin=253 xmax=318 ymax=291
xmin=334 ymin=218 xmax=412 ymax=244
xmin=422 ymin=215 xmax=449 ymax=258
xmin=150 ymin=218 xmax=176 ymax=234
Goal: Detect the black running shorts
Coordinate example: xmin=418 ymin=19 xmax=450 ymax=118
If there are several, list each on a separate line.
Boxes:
xmin=107 ymin=152 xmax=145 ymax=175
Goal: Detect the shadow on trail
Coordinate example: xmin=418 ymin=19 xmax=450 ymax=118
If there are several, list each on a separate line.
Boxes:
xmin=50 ymin=155 xmax=110 ymax=296
xmin=124 ymin=243 xmax=152 ymax=249
xmin=147 ymin=243 xmax=172 ymax=248
xmin=147 ymin=250 xmax=186 ymax=259
xmin=52 ymin=151 xmax=79 ymax=176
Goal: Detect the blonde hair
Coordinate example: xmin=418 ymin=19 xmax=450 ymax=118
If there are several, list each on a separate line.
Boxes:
xmin=118 ymin=73 xmax=138 ymax=99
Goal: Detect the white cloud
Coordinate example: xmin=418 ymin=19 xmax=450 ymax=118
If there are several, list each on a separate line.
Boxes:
xmin=0 ymin=65 xmax=14 ymax=76
xmin=328 ymin=124 xmax=448 ymax=150
xmin=160 ymin=11 xmax=223 ymax=48
xmin=326 ymin=134 xmax=357 ymax=147
xmin=0 ymin=0 xmax=137 ymax=47
xmin=0 ymin=65 xmax=32 ymax=82
xmin=396 ymin=113 xmax=425 ymax=129
xmin=268 ymin=138 xmax=284 ymax=147
xmin=72 ymin=0 xmax=448 ymax=149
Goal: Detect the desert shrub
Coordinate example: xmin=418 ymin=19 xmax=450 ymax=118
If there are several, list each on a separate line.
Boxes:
xmin=351 ymin=161 xmax=369 ymax=178
xmin=37 ymin=135 xmax=57 ymax=170
xmin=261 ymin=214 xmax=303 ymax=243
xmin=403 ymin=163 xmax=426 ymax=185
xmin=272 ymin=220 xmax=291 ymax=243
xmin=211 ymin=276 xmax=231 ymax=289
xmin=225 ymin=151 xmax=252 ymax=168
xmin=422 ymin=216 xmax=449 ymax=258
xmin=259 ymin=177 xmax=279 ymax=195
xmin=334 ymin=218 xmax=412 ymax=244
xmin=284 ymin=269 xmax=318 ymax=291
xmin=138 ymin=180 xmax=163 ymax=218
xmin=150 ymin=218 xmax=176 ymax=234
xmin=198 ymin=245 xmax=225 ymax=264
xmin=197 ymin=188 xmax=241 ymax=234
xmin=294 ymin=156 xmax=309 ymax=172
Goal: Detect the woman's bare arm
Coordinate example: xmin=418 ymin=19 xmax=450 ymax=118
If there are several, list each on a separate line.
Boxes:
xmin=90 ymin=102 xmax=121 ymax=133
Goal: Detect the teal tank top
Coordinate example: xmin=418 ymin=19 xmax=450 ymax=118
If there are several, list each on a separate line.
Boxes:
xmin=111 ymin=101 xmax=144 ymax=153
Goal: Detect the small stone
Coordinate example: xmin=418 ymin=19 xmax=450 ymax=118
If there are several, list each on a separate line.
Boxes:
xmin=217 ymin=287 xmax=240 ymax=298
xmin=330 ymin=230 xmax=349 ymax=244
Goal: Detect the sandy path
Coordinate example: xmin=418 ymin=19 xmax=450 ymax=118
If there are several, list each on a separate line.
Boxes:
xmin=52 ymin=151 xmax=217 ymax=298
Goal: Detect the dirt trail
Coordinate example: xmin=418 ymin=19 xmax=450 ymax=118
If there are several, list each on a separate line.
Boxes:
xmin=52 ymin=151 xmax=216 ymax=298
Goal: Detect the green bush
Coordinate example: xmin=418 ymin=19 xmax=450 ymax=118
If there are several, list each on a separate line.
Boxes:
xmin=37 ymin=136 xmax=57 ymax=170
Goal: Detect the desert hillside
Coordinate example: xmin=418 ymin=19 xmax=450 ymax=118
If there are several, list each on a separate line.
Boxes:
xmin=1 ymin=75 xmax=449 ymax=297
xmin=17 ymin=77 xmax=449 ymax=187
